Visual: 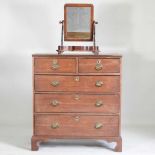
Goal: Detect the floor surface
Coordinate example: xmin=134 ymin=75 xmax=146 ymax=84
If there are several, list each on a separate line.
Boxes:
xmin=0 ymin=125 xmax=155 ymax=155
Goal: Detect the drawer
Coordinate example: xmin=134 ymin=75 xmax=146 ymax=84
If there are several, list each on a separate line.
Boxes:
xmin=35 ymin=75 xmax=120 ymax=93
xmin=34 ymin=58 xmax=76 ymax=73
xmin=79 ymin=58 xmax=120 ymax=73
xmin=34 ymin=114 xmax=119 ymax=137
xmin=35 ymin=94 xmax=120 ymax=113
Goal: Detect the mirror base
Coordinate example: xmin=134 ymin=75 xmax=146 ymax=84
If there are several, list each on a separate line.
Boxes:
xmin=56 ymin=46 xmax=100 ymax=55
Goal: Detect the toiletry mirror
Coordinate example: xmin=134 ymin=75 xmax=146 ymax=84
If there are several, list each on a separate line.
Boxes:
xmin=64 ymin=4 xmax=94 ymax=41
xmin=57 ymin=3 xmax=99 ymax=55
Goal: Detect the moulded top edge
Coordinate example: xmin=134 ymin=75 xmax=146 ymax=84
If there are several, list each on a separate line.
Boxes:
xmin=32 ymin=54 xmax=122 ymax=58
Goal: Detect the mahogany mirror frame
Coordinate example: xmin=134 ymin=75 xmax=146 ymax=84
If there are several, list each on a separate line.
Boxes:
xmin=64 ymin=3 xmax=94 ymax=41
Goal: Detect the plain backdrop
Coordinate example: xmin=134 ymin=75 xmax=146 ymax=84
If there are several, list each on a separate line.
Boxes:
xmin=0 ymin=0 xmax=155 ymax=128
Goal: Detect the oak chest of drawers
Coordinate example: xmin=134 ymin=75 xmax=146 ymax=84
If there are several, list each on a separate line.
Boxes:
xmin=31 ymin=54 xmax=122 ymax=152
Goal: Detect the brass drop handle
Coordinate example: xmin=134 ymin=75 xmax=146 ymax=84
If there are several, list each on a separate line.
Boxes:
xmin=51 ymin=122 xmax=59 ymax=129
xmin=95 ymin=100 xmax=103 ymax=107
xmin=51 ymin=80 xmax=60 ymax=87
xmin=50 ymin=100 xmax=59 ymax=106
xmin=95 ymin=60 xmax=103 ymax=71
xmin=95 ymin=81 xmax=104 ymax=87
xmin=95 ymin=122 xmax=103 ymax=129
xmin=51 ymin=59 xmax=60 ymax=70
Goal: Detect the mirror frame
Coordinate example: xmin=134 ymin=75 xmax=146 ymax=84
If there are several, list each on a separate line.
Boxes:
xmin=64 ymin=3 xmax=94 ymax=41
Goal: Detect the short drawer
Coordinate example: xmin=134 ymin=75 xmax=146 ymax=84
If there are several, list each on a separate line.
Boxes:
xmin=79 ymin=58 xmax=120 ymax=73
xmin=34 ymin=114 xmax=119 ymax=137
xmin=35 ymin=94 xmax=120 ymax=113
xmin=34 ymin=58 xmax=76 ymax=73
xmin=34 ymin=75 xmax=120 ymax=93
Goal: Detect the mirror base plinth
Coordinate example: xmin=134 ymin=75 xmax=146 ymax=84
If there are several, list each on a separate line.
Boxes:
xmin=56 ymin=46 xmax=100 ymax=55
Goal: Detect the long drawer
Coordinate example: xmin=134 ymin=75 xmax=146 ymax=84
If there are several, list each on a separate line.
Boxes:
xmin=34 ymin=75 xmax=120 ymax=93
xmin=34 ymin=114 xmax=119 ymax=137
xmin=35 ymin=94 xmax=120 ymax=113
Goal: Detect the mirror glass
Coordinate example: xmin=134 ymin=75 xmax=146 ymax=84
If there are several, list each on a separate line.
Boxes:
xmin=64 ymin=4 xmax=93 ymax=41
xmin=67 ymin=7 xmax=90 ymax=32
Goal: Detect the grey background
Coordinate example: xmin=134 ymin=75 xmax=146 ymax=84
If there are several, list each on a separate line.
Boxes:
xmin=0 ymin=0 xmax=155 ymax=127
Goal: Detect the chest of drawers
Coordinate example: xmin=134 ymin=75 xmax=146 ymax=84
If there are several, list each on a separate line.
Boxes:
xmin=31 ymin=54 xmax=122 ymax=152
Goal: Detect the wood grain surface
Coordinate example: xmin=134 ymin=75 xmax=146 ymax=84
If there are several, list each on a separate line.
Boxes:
xmin=34 ymin=75 xmax=120 ymax=93
xmin=35 ymin=93 xmax=120 ymax=113
xmin=79 ymin=58 xmax=120 ymax=73
xmin=34 ymin=58 xmax=76 ymax=73
xmin=34 ymin=114 xmax=119 ymax=137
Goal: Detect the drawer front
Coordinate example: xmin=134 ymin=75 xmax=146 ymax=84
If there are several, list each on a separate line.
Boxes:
xmin=35 ymin=75 xmax=120 ymax=93
xmin=35 ymin=114 xmax=119 ymax=137
xmin=34 ymin=58 xmax=76 ymax=73
xmin=35 ymin=94 xmax=120 ymax=113
xmin=79 ymin=58 xmax=120 ymax=73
